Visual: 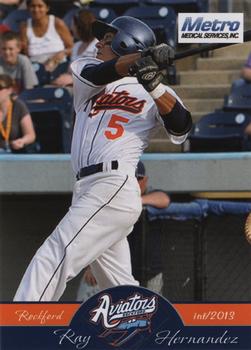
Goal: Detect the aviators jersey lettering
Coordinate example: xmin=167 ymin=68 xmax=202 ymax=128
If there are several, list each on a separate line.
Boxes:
xmin=71 ymin=57 xmax=184 ymax=174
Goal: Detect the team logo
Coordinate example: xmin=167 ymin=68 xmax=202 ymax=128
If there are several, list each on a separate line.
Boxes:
xmin=89 ymin=292 xmax=157 ymax=347
xmin=89 ymin=90 xmax=146 ymax=116
xmin=141 ymin=71 xmax=157 ymax=81
xmin=50 ymin=286 xmax=245 ymax=349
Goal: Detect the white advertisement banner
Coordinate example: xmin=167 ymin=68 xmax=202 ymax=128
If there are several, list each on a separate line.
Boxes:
xmin=178 ymin=13 xmax=244 ymax=43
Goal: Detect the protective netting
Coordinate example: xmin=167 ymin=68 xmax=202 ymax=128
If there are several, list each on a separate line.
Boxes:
xmin=129 ymin=213 xmax=251 ymax=302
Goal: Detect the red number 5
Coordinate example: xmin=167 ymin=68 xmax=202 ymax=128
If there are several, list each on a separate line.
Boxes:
xmin=104 ymin=114 xmax=129 ymax=140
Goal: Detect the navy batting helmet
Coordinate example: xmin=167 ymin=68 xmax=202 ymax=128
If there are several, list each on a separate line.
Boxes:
xmin=92 ymin=16 xmax=156 ymax=56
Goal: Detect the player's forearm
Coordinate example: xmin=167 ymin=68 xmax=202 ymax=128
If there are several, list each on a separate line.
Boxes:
xmin=142 ymin=192 xmax=170 ymax=209
xmin=80 ymin=53 xmax=141 ymax=85
xmin=152 ymin=86 xmax=193 ymax=136
xmin=115 ymin=53 xmax=141 ymax=76
xmin=129 ymin=53 xmax=192 ymax=136
xmin=153 ymin=89 xmax=176 ymax=115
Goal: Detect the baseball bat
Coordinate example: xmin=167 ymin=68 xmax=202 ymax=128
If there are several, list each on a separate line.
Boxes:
xmin=174 ymin=29 xmax=251 ymax=61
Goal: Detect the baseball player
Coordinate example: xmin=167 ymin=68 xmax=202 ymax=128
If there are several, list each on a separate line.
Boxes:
xmin=14 ymin=16 xmax=192 ymax=301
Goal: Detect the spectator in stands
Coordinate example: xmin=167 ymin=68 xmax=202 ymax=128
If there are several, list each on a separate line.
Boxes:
xmin=136 ymin=160 xmax=170 ymax=208
xmin=0 ymin=0 xmax=21 ymax=5
xmin=241 ymin=54 xmax=251 ymax=137
xmin=76 ymin=161 xmax=170 ymax=301
xmin=71 ymin=8 xmax=97 ymax=60
xmin=232 ymin=52 xmax=251 ymax=89
xmin=231 ymin=52 xmax=251 ymax=137
xmin=51 ymin=8 xmax=97 ymax=87
xmin=0 ymin=31 xmax=38 ymax=93
xmin=18 ymin=1 xmax=27 ymax=9
xmin=0 ymin=24 xmax=10 ymax=34
xmin=0 ymin=74 xmax=36 ymax=153
xmin=240 ymin=53 xmax=251 ymax=137
xmin=20 ymin=0 xmax=73 ymax=77
xmin=73 ymin=0 xmax=94 ymax=7
xmin=241 ymin=52 xmax=251 ymax=83
xmin=0 ymin=0 xmax=21 ymax=20
xmin=245 ymin=123 xmax=251 ymax=135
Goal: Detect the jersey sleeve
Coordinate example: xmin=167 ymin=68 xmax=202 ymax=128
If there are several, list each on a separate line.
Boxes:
xmin=71 ymin=57 xmax=106 ymax=112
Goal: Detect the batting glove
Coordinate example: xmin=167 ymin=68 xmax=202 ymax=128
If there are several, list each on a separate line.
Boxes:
xmin=129 ymin=56 xmax=164 ymax=92
xmin=142 ymin=43 xmax=175 ymax=68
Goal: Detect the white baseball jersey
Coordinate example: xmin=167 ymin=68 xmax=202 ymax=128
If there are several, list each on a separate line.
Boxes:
xmin=13 ymin=56 xmax=188 ymax=302
xmin=71 ymin=57 xmax=186 ymax=175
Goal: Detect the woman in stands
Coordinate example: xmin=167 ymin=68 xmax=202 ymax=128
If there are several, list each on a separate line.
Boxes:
xmin=51 ymin=8 xmax=97 ymax=87
xmin=0 ymin=74 xmax=36 ymax=153
xmin=71 ymin=8 xmax=97 ymax=61
xmin=20 ymin=0 xmax=73 ymax=73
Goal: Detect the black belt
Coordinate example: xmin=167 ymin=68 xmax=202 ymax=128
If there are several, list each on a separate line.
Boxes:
xmin=77 ymin=160 xmax=118 ymax=180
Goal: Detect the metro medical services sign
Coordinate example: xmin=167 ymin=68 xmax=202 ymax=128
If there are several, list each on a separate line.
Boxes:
xmin=178 ymin=13 xmax=243 ymax=43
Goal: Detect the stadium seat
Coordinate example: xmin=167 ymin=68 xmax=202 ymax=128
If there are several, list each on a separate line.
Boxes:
xmin=46 ymin=0 xmax=74 ymax=18
xmin=143 ymin=0 xmax=208 ymax=13
xmin=3 ymin=9 xmax=30 ymax=32
xmin=89 ymin=6 xmax=117 ymax=23
xmin=63 ymin=6 xmax=79 ymax=29
xmin=32 ymin=62 xmax=50 ymax=86
xmin=20 ymin=87 xmax=73 ymax=153
xmin=49 ymin=60 xmax=70 ymax=81
xmin=32 ymin=61 xmax=69 ymax=86
xmin=123 ymin=5 xmax=177 ymax=47
xmin=90 ymin=0 xmax=140 ymax=16
xmin=224 ymin=82 xmax=251 ymax=111
xmin=63 ymin=6 xmax=116 ymax=29
xmin=230 ymin=79 xmax=251 ymax=94
xmin=183 ymin=110 xmax=251 ymax=152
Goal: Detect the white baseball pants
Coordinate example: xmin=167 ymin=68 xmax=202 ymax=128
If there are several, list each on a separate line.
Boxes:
xmin=14 ymin=163 xmax=142 ymax=301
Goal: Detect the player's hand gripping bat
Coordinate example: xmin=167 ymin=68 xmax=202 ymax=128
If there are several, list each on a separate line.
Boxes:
xmin=129 ymin=29 xmax=251 ymax=77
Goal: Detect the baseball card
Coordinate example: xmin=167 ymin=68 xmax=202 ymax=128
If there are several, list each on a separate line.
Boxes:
xmin=0 ymin=0 xmax=251 ymax=349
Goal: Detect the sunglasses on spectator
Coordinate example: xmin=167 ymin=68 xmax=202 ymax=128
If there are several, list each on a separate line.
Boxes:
xmin=136 ymin=176 xmax=145 ymax=181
